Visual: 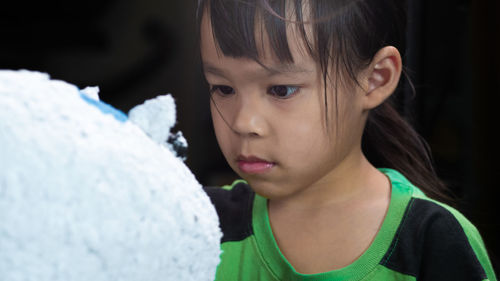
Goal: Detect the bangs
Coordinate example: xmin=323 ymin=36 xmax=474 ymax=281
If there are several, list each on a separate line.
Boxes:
xmin=196 ymin=0 xmax=365 ymax=83
xmin=197 ymin=0 xmax=313 ymax=64
xmin=197 ymin=0 xmax=406 ymax=83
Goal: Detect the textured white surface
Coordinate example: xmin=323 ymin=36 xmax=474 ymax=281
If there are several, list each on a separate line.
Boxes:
xmin=129 ymin=95 xmax=176 ymax=145
xmin=0 ymin=70 xmax=221 ymax=281
xmin=80 ymin=86 xmax=100 ymax=101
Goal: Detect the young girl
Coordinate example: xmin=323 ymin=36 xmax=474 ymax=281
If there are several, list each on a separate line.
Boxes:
xmin=198 ymin=0 xmax=497 ymax=280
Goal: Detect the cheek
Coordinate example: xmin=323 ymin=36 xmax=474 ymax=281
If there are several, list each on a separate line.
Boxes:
xmin=210 ymin=104 xmax=227 ymax=146
xmin=210 ymin=103 xmax=235 ymax=156
xmin=275 ymin=95 xmax=354 ymax=167
xmin=277 ymin=109 xmax=330 ymax=159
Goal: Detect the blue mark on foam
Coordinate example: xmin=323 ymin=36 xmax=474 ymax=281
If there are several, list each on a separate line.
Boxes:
xmin=79 ymin=93 xmax=128 ymax=123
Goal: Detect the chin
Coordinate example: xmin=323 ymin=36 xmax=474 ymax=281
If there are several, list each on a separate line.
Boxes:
xmin=244 ymin=178 xmax=292 ymax=200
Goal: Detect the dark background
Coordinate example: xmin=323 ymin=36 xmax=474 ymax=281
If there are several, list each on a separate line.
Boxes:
xmin=1 ymin=0 xmax=498 ymax=275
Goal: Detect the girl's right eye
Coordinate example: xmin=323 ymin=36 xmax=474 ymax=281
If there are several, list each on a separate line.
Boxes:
xmin=209 ymin=85 xmax=235 ymax=96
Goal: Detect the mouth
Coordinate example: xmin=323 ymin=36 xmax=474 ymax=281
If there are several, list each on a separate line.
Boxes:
xmin=236 ymin=155 xmax=276 ymax=174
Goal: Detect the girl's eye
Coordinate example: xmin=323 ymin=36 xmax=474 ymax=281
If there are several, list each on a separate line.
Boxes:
xmin=268 ymin=85 xmax=299 ymax=98
xmin=209 ymin=85 xmax=234 ymax=96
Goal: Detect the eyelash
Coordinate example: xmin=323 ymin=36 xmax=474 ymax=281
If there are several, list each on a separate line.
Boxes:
xmin=209 ymin=85 xmax=300 ymax=99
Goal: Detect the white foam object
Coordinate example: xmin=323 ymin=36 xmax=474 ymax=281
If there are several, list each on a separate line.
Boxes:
xmin=0 ymin=70 xmax=221 ymax=281
xmin=80 ymin=86 xmax=100 ymax=101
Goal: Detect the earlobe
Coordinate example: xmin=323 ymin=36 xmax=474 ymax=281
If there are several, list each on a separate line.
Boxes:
xmin=363 ymin=46 xmax=402 ymax=110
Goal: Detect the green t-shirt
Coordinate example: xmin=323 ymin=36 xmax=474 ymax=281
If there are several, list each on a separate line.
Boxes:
xmin=203 ymin=168 xmax=497 ymax=281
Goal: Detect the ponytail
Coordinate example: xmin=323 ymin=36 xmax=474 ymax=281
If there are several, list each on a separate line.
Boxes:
xmin=362 ymin=99 xmax=455 ymax=205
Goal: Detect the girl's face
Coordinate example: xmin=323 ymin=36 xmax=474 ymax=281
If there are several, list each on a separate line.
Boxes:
xmin=200 ymin=11 xmax=368 ymax=201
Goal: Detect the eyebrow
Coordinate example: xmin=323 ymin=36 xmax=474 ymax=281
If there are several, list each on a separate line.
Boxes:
xmin=202 ymin=62 xmax=313 ymax=77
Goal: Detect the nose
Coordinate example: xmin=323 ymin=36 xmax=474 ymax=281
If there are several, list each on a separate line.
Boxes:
xmin=226 ymin=93 xmax=267 ymax=137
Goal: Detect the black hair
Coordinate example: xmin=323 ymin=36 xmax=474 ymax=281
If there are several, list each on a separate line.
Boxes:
xmin=196 ymin=0 xmax=454 ymax=204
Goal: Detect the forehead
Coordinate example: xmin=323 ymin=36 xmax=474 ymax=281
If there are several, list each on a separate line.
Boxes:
xmin=199 ymin=5 xmax=316 ymax=74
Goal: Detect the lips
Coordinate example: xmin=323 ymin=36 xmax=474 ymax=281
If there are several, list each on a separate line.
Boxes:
xmin=236 ymin=155 xmax=275 ymax=174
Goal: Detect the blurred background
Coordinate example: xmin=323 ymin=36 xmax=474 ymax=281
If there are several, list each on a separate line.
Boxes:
xmin=1 ymin=0 xmax=498 ymax=274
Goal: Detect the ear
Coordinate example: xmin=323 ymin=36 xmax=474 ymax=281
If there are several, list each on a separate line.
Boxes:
xmin=361 ymin=46 xmax=402 ymax=110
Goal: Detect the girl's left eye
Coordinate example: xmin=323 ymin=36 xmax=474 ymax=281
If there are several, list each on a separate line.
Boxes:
xmin=268 ymin=85 xmax=299 ymax=98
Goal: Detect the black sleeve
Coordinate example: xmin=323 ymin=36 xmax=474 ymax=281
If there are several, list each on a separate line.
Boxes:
xmin=203 ymin=183 xmax=255 ymax=243
xmin=381 ymin=198 xmax=488 ymax=280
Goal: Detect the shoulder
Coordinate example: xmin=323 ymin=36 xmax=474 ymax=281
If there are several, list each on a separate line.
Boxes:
xmin=203 ymin=181 xmax=255 ymax=243
xmin=382 ymin=192 xmax=496 ymax=280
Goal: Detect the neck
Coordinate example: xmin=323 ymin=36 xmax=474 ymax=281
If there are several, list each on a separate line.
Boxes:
xmin=269 ymin=150 xmax=386 ymax=214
